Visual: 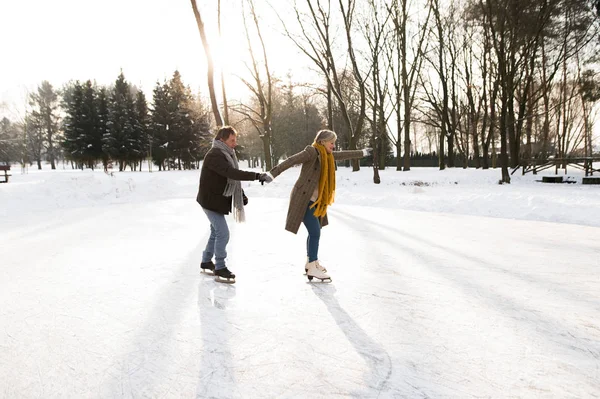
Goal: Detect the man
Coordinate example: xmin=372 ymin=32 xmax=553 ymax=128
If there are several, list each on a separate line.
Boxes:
xmin=197 ymin=126 xmax=272 ymax=283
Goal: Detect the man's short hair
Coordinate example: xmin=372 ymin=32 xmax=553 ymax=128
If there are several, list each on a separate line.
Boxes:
xmin=215 ymin=126 xmax=237 ymax=141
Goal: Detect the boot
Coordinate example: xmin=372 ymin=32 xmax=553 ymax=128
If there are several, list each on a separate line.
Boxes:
xmin=200 ymin=261 xmax=215 ymax=273
xmin=306 ymin=261 xmax=331 ymax=282
xmin=214 ymin=267 xmax=236 ymax=284
xmin=316 ymin=260 xmax=327 ymax=273
xmin=305 ymin=258 xmax=327 ymax=273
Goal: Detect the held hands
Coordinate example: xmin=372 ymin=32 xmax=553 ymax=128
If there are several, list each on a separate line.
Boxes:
xmin=362 ymin=148 xmax=373 ymax=156
xmin=257 ymin=172 xmax=273 ymax=185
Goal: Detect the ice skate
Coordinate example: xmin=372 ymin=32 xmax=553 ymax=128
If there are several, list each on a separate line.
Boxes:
xmin=214 ymin=267 xmax=236 ymax=284
xmin=304 ymin=258 xmax=327 ymax=274
xmin=200 ymin=261 xmax=215 ymax=274
xmin=306 ymin=261 xmax=331 ymax=282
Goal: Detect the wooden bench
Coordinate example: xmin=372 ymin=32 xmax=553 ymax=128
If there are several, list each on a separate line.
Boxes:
xmin=582 ymin=177 xmax=600 ymax=185
xmin=517 ymin=157 xmax=600 ymax=176
xmin=542 ymin=176 xmax=563 ymax=183
xmin=0 ymin=165 xmax=11 ymax=183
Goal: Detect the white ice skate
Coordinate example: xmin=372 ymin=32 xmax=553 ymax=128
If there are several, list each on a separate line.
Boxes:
xmin=306 ymin=261 xmax=332 ymax=282
xmin=305 ymin=258 xmax=327 ymax=274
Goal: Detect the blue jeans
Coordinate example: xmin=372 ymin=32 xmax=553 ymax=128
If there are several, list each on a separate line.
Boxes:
xmin=303 ymin=201 xmax=321 ymax=262
xmin=201 ymin=208 xmax=230 ymax=270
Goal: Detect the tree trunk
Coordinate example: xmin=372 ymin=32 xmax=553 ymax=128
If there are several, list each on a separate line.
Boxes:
xmin=327 ymin=67 xmax=334 ymax=130
xmin=439 ymin=129 xmax=445 ymax=170
xmin=190 ymin=0 xmax=223 ymax=127
xmin=499 ymin=90 xmax=511 ymax=183
xmin=217 ymin=0 xmax=229 ymax=125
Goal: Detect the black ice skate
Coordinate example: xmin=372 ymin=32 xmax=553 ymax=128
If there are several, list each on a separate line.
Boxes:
xmin=214 ymin=267 xmax=236 ymax=284
xmin=200 ymin=261 xmax=215 ymax=274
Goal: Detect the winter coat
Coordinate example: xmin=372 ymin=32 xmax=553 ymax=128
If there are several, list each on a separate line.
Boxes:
xmin=197 ymin=148 xmax=258 ymax=214
xmin=269 ymin=145 xmax=363 ymax=234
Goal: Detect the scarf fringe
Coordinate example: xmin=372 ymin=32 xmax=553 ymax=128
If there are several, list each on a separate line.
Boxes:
xmin=213 ymin=139 xmax=246 ymax=223
xmin=310 ymin=143 xmax=335 ymax=217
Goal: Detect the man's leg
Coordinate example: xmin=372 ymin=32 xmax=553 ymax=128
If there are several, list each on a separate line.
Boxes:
xmin=202 ymin=208 xmax=230 ymax=270
xmin=201 ymin=223 xmax=216 ymax=263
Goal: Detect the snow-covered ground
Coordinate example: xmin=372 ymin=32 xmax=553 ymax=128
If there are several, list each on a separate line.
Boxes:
xmin=1 ymin=164 xmax=599 ymax=398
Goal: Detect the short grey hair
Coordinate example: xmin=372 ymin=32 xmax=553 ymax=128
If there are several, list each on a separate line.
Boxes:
xmin=314 ymin=129 xmax=337 ymax=144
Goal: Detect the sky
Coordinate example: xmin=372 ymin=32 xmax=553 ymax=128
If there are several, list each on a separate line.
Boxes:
xmin=0 ymin=0 xmax=310 ymax=119
xmin=1 ymin=164 xmax=599 ymax=397
xmin=1 ymin=0 xmax=599 ymax=148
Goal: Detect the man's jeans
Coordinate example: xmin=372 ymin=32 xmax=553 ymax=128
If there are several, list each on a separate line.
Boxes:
xmin=201 ymin=208 xmax=230 ymax=270
xmin=303 ymin=201 xmax=321 ymax=262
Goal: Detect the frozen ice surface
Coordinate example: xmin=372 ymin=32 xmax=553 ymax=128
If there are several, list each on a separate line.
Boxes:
xmin=1 ymin=166 xmax=599 ymax=398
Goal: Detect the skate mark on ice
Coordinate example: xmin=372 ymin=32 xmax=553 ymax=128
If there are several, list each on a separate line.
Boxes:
xmin=195 ymin=279 xmax=239 ymax=398
xmin=334 ymin=208 xmax=600 ymax=311
xmin=102 ymin=241 xmax=205 ymax=398
xmin=334 ymin=208 xmax=600 ymax=393
xmin=310 ymin=284 xmax=393 ymax=397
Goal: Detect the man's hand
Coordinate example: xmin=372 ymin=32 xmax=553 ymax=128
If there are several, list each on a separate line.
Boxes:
xmin=258 ymin=173 xmax=273 ymax=185
xmin=243 ymin=193 xmax=248 ymax=206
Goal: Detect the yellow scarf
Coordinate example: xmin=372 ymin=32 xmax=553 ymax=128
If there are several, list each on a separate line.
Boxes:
xmin=310 ymin=143 xmax=336 ymax=217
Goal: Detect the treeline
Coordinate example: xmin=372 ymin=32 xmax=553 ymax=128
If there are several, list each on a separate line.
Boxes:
xmin=275 ymin=0 xmax=600 ymax=183
xmin=0 ymin=71 xmax=213 ymax=171
xmin=3 ymin=0 xmax=600 ymax=183
xmin=0 ymin=71 xmax=349 ymax=172
xmin=187 ymin=0 xmax=600 ymax=185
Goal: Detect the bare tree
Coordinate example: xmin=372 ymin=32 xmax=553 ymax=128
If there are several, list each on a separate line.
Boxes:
xmin=217 ymin=0 xmax=230 ymax=125
xmin=420 ymin=0 xmax=458 ymax=170
xmin=279 ymin=0 xmax=367 ymax=171
xmin=388 ymin=0 xmax=431 ymax=171
xmin=190 ymin=0 xmax=224 ymax=127
xmin=578 ymin=67 xmax=600 ymax=158
xmin=462 ymin=21 xmax=484 ymax=168
xmin=363 ymin=0 xmax=394 ymax=182
xmin=230 ymin=0 xmax=275 ymax=169
xmin=28 ymin=81 xmax=60 ymax=170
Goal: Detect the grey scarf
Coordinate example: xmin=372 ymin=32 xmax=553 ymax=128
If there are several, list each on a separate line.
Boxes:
xmin=212 ymin=139 xmax=245 ymax=222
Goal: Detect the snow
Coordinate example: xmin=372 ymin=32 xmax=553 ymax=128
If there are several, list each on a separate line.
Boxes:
xmin=1 ymin=164 xmax=599 ymax=398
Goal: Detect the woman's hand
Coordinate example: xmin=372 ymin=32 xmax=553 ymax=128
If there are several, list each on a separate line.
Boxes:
xmin=258 ymin=173 xmax=273 ymax=185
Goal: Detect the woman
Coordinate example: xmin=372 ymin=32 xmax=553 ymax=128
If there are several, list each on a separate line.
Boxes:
xmin=269 ymin=129 xmax=370 ymax=282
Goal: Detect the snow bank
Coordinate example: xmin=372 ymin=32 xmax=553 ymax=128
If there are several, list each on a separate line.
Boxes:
xmin=1 ymin=164 xmax=599 ymax=227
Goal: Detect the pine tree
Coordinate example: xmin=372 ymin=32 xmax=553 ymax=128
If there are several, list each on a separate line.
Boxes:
xmin=188 ymin=93 xmax=213 ymax=169
xmin=96 ymin=87 xmax=110 ymax=171
xmin=150 ymin=81 xmax=171 ymax=171
xmin=61 ymin=81 xmax=86 ymax=166
xmin=104 ymin=72 xmax=136 ymax=171
xmin=61 ymin=81 xmax=105 ymax=169
xmin=126 ymin=86 xmax=145 ymax=171
xmin=168 ymin=70 xmax=194 ymax=170
xmin=134 ymin=90 xmax=151 ymax=170
xmin=81 ymin=80 xmax=103 ymax=169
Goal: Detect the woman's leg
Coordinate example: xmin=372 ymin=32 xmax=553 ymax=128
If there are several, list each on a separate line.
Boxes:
xmin=302 ymin=202 xmax=321 ymax=263
xmin=202 ymin=208 xmax=230 ymax=270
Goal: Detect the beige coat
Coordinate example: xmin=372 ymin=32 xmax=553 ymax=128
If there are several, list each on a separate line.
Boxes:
xmin=269 ymin=145 xmax=364 ymax=234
